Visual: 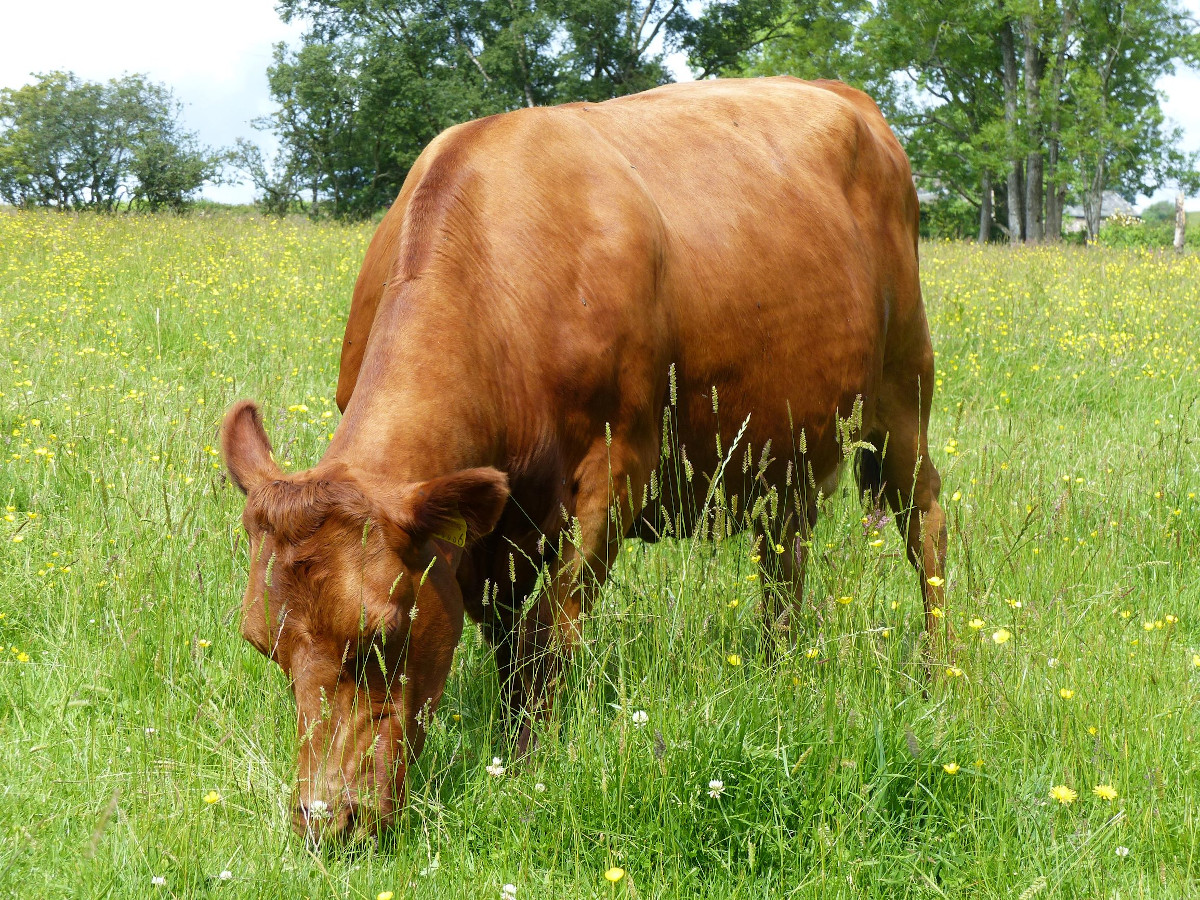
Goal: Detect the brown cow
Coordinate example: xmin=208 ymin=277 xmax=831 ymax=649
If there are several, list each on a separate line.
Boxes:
xmin=221 ymin=76 xmax=947 ymax=842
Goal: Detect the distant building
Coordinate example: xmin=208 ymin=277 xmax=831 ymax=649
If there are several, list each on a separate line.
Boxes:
xmin=1063 ymin=192 xmax=1138 ymax=233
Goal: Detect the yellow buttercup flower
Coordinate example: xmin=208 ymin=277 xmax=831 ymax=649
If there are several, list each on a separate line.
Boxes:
xmin=968 ymin=618 xmax=984 ymax=629
xmin=943 ymin=762 xmax=960 ymax=774
xmin=836 ymin=595 xmax=853 ymax=605
xmin=604 ymin=867 xmax=625 ymax=883
xmin=926 ymin=575 xmax=945 ymax=588
xmin=726 ymin=654 xmax=741 ymax=666
xmin=203 ymin=790 xmax=221 ymax=804
xmin=992 ymin=628 xmax=1012 ymax=645
xmin=1049 ymin=785 xmax=1077 ymax=805
xmin=1058 ymin=688 xmax=1074 ymax=700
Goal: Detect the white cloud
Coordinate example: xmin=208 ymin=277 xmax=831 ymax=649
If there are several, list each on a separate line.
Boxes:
xmin=0 ymin=0 xmax=304 ymax=203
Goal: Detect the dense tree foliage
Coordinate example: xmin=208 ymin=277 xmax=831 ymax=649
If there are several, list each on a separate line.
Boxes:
xmin=247 ymin=0 xmax=1199 ymax=235
xmin=250 ymin=0 xmax=783 ymax=216
xmin=831 ymin=0 xmax=1196 ymax=242
xmin=0 ymin=72 xmax=224 ymax=212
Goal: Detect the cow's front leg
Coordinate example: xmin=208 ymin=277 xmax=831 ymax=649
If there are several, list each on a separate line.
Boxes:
xmin=513 ymin=444 xmax=648 ymax=756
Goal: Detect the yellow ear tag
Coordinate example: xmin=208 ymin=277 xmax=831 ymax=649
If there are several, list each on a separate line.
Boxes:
xmin=432 ymin=514 xmax=468 ymax=548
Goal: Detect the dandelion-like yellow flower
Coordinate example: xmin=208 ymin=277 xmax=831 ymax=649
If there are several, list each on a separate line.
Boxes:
xmin=1142 ymin=621 xmax=1154 ymax=632
xmin=726 ymin=654 xmax=742 ymax=666
xmin=604 ymin=867 xmax=625 ymax=883
xmin=1049 ymin=785 xmax=1077 ymax=805
xmin=1092 ymin=784 xmax=1118 ymax=801
xmin=203 ymin=790 xmax=221 ymax=804
xmin=968 ymin=618 xmax=984 ymax=629
xmin=1059 ymin=688 xmax=1075 ymax=700
xmin=992 ymin=628 xmax=1012 ymax=645
xmin=942 ymin=762 xmax=960 ymax=774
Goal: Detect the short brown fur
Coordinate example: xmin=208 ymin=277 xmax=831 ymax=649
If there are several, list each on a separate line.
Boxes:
xmin=222 ymin=77 xmax=948 ymax=842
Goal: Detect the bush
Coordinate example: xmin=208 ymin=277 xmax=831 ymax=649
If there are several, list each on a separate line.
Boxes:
xmin=919 ymin=194 xmax=979 ymax=240
xmin=1096 ymin=211 xmax=1198 ymax=248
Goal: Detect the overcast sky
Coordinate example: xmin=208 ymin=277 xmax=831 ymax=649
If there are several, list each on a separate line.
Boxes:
xmin=2 ymin=0 xmax=1197 ymax=208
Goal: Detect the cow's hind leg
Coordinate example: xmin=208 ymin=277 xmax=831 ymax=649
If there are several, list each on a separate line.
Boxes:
xmin=871 ymin=378 xmax=949 ymax=650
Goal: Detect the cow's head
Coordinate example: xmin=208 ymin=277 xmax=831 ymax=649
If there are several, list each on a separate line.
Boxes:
xmin=220 ymin=400 xmax=508 ymax=842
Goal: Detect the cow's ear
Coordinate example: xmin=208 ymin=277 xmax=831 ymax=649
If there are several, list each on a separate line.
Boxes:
xmin=221 ymin=400 xmax=282 ymax=494
xmin=400 ymin=468 xmax=510 ymax=549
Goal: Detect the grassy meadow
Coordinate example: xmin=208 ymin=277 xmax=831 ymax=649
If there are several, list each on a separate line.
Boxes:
xmin=1 ymin=209 xmax=1199 ymax=898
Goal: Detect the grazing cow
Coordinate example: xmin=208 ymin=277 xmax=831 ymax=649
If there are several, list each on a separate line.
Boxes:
xmin=221 ymin=76 xmax=947 ymax=842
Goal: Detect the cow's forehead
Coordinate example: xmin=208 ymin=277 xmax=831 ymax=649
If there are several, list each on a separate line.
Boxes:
xmin=270 ymin=532 xmax=405 ymax=639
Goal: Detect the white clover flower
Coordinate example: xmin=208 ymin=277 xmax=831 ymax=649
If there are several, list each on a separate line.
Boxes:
xmin=534 ymin=782 xmax=546 ymax=793
xmin=308 ymin=799 xmax=331 ymax=820
xmin=631 ymin=710 xmax=648 ymax=728
xmin=1115 ymin=846 xmax=1130 ymax=857
xmin=486 ymin=757 xmax=506 ymax=777
xmin=151 ymin=876 xmax=166 ymax=886
xmin=707 ymin=779 xmax=725 ymax=799
xmin=502 ymin=883 xmax=517 ymax=900
xmin=218 ymin=870 xmax=232 ymax=881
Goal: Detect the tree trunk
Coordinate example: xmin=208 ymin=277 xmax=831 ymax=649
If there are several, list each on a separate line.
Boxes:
xmin=1176 ymin=192 xmax=1187 ymax=252
xmin=1084 ymin=160 xmax=1105 ymax=242
xmin=979 ymin=171 xmax=993 ymax=244
xmin=1000 ymin=20 xmax=1024 ymax=242
xmin=1043 ymin=3 xmax=1074 ymax=243
xmin=1045 ymin=138 xmax=1063 ymax=240
xmin=1022 ymin=15 xmax=1045 ymax=243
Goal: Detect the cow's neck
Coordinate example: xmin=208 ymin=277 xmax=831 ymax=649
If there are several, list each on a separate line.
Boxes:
xmin=323 ymin=278 xmax=502 ymax=485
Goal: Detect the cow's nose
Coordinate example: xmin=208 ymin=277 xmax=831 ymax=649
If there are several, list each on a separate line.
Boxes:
xmin=294 ymin=798 xmax=334 ymax=837
xmin=293 ymin=797 xmax=359 ymax=842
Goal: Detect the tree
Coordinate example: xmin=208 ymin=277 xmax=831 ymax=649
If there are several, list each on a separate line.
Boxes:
xmin=248 ymin=0 xmax=824 ymax=218
xmin=1059 ymin=0 xmax=1199 ymax=241
xmin=1141 ymin=199 xmax=1176 ymax=223
xmin=866 ymin=0 xmax=1008 ymax=243
xmin=0 ymin=72 xmax=223 ymax=211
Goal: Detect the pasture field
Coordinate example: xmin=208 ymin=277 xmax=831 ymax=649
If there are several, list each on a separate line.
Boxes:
xmin=1 ymin=210 xmax=1199 ymax=899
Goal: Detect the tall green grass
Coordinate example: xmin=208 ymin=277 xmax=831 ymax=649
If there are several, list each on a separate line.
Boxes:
xmin=1 ymin=211 xmax=1198 ymax=898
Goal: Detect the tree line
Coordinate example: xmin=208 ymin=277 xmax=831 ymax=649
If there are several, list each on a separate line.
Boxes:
xmin=0 ymin=72 xmax=225 ymax=212
xmin=2 ymin=0 xmax=1197 ymax=240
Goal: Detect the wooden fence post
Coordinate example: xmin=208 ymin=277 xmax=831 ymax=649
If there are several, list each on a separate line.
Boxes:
xmin=1175 ymin=192 xmax=1187 ymax=253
